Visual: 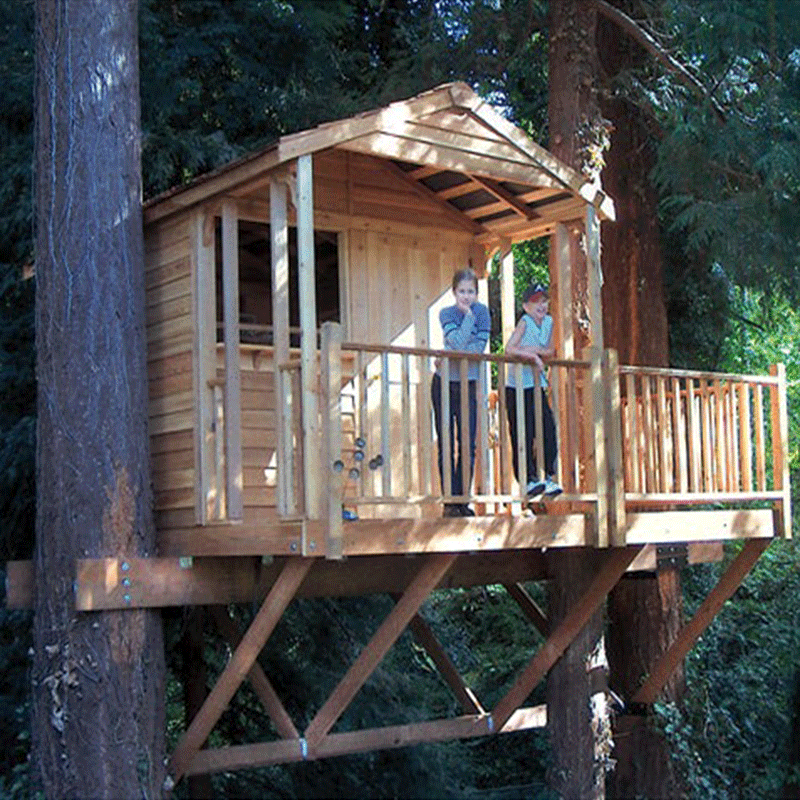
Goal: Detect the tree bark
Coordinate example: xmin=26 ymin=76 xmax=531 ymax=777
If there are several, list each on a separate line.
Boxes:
xmin=32 ymin=1 xmax=165 ymax=797
xmin=596 ymin=3 xmax=685 ymax=797
xmin=547 ymin=2 xmax=609 ymax=798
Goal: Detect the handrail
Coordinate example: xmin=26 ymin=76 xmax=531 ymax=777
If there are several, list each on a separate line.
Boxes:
xmin=258 ymin=325 xmax=790 ymax=551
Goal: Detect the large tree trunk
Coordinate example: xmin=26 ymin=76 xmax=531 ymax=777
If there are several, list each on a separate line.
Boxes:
xmin=547 ymin=1 xmax=610 ymax=797
xmin=597 ymin=3 xmax=685 ymax=797
xmin=31 ymin=1 xmax=165 ymax=797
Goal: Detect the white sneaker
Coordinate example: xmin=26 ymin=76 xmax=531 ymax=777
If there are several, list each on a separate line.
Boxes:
xmin=544 ymin=478 xmax=563 ymax=497
xmin=526 ymin=480 xmax=546 ymax=497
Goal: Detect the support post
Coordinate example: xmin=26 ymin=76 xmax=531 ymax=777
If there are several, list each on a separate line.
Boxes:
xmin=297 ymin=154 xmax=320 ymax=519
xmin=321 ymin=322 xmax=344 ymax=559
xmin=270 ymin=179 xmax=292 ymax=516
xmin=221 ymin=199 xmax=243 ymax=520
xmin=770 ymin=364 xmax=792 ymax=538
xmin=603 ymin=349 xmax=626 ymax=544
xmin=193 ymin=208 xmax=217 ymax=523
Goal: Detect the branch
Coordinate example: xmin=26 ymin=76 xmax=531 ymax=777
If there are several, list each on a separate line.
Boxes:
xmin=592 ymin=0 xmax=726 ymax=123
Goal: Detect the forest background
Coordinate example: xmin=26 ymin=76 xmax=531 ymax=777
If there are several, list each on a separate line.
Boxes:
xmin=1 ymin=0 xmax=800 ymax=797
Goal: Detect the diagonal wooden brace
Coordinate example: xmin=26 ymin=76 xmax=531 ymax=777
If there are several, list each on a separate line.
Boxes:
xmin=168 ymin=557 xmax=313 ymax=786
xmin=504 ymin=582 xmax=548 ymax=637
xmin=632 ymin=538 xmax=770 ymax=705
xmin=391 ymin=593 xmax=484 ymax=715
xmin=490 ymin=546 xmax=643 ymax=731
xmin=210 ymin=606 xmax=299 ymax=739
xmin=304 ymin=553 xmax=458 ymax=749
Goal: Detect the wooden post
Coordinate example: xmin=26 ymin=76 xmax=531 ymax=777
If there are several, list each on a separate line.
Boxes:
xmin=221 ymin=199 xmax=243 ymax=520
xmin=585 ymin=205 xmax=604 ymax=350
xmin=770 ymin=364 xmax=792 ymax=537
xmin=321 ymin=322 xmax=344 ymax=559
xmin=193 ymin=208 xmax=217 ymax=523
xmin=590 ymin=348 xmax=608 ymax=547
xmin=270 ymin=179 xmax=292 ymax=516
xmin=297 ymin=154 xmax=320 ymax=519
xmin=603 ymin=349 xmax=626 ymax=545
xmin=500 ymin=248 xmax=515 ymax=349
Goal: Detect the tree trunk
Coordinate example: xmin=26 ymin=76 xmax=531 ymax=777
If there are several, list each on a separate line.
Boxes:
xmin=31 ymin=1 xmax=165 ymax=797
xmin=547 ymin=2 xmax=609 ymax=798
xmin=597 ymin=3 xmax=685 ymax=797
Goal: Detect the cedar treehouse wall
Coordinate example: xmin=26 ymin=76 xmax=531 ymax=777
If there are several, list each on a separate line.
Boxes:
xmin=144 ymin=149 xmax=477 ymax=529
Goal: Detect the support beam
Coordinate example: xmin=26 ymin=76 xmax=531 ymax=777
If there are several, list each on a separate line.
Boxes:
xmin=304 ymin=553 xmax=457 ymax=749
xmin=489 ymin=546 xmax=643 ymax=731
xmin=167 ymin=558 xmax=313 ymax=788
xmin=391 ymin=594 xmax=484 ymax=715
xmin=184 ymin=706 xmax=546 ymax=775
xmin=632 ymin=538 xmax=770 ymax=705
xmin=504 ymin=583 xmax=548 ymax=637
xmin=210 ymin=606 xmax=299 ymax=740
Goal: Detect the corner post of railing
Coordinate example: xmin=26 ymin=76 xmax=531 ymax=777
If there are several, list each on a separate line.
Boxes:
xmin=769 ymin=363 xmax=792 ymax=538
xmin=602 ymin=349 xmax=626 ymax=545
xmin=321 ymin=322 xmax=344 ymax=558
xmin=589 ymin=347 xmax=608 ymax=547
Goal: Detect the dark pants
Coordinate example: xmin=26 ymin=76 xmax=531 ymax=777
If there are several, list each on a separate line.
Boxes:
xmin=505 ymin=385 xmax=558 ymax=484
xmin=431 ymin=374 xmax=477 ymax=498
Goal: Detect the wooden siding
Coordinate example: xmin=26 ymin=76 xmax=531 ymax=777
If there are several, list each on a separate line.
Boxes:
xmin=145 ymin=212 xmax=196 ymax=519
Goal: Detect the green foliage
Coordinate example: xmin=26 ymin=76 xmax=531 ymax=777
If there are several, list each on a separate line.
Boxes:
xmin=656 ymin=540 xmax=800 ymax=799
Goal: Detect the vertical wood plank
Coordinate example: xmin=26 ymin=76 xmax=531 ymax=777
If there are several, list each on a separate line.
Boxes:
xmin=642 ymin=375 xmax=655 ymax=493
xmin=672 ymin=377 xmax=688 ymax=494
xmin=441 ymin=358 xmax=452 ymax=499
xmin=321 ymin=322 xmax=343 ymax=559
xmin=656 ymin=376 xmax=668 ymax=492
xmin=586 ymin=205 xmax=604 ymax=350
xmin=514 ymin=362 xmax=527 ymax=497
xmin=603 ymin=350 xmax=626 ymax=544
xmin=738 ymin=383 xmax=752 ymax=492
xmin=401 ymin=353 xmax=412 ymax=496
xmin=713 ymin=379 xmax=726 ymax=491
xmin=753 ymin=384 xmax=766 ymax=491
xmin=192 ymin=209 xmax=216 ymax=523
xmin=381 ymin=351 xmax=391 ymax=496
xmin=460 ymin=357 xmax=470 ymax=503
xmin=625 ymin=373 xmax=638 ymax=493
xmin=221 ymin=199 xmax=243 ymax=520
xmin=270 ymin=180 xmax=290 ymax=516
xmin=419 ymin=354 xmax=433 ymax=498
xmin=533 ymin=368 xmax=545 ymax=484
xmin=297 ymin=154 xmax=320 ymax=519
xmin=770 ymin=364 xmax=792 ymax=537
xmin=686 ymin=379 xmax=700 ymax=493
xmin=700 ymin=380 xmax=713 ymax=492
xmin=590 ymin=348 xmax=608 ymax=547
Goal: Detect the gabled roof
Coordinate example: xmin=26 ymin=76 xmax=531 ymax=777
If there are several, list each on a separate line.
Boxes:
xmin=144 ymin=82 xmax=614 ymax=243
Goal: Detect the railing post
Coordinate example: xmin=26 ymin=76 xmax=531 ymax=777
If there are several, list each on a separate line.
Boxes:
xmin=589 ymin=347 xmax=608 ymax=547
xmin=321 ymin=322 xmax=344 ymax=559
xmin=769 ymin=363 xmax=792 ymax=538
xmin=602 ymin=349 xmax=626 ymax=545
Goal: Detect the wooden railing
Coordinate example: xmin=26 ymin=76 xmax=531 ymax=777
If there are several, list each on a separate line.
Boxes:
xmin=267 ymin=322 xmax=790 ymax=555
xmin=618 ymin=365 xmax=790 ymax=507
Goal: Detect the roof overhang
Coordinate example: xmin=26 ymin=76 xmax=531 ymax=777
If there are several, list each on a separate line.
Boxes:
xmin=144 ymin=82 xmax=614 ymax=244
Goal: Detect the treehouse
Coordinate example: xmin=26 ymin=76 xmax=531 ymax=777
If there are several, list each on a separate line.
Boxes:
xmin=8 ymin=83 xmax=792 ymax=786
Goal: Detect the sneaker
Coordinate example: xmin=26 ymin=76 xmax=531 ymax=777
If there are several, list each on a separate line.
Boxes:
xmin=342 ymin=507 xmax=358 ymax=521
xmin=526 ymin=480 xmax=546 ymax=498
xmin=459 ymin=505 xmax=475 ymax=516
xmin=543 ymin=478 xmax=563 ymax=497
xmin=443 ymin=504 xmax=462 ymax=517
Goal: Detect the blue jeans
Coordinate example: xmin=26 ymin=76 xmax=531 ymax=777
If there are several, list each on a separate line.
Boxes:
xmin=431 ymin=373 xmax=477 ymax=498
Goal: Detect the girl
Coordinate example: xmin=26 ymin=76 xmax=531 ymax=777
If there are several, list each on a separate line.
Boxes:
xmin=504 ymin=283 xmax=561 ymax=498
xmin=432 ymin=268 xmax=491 ymax=516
